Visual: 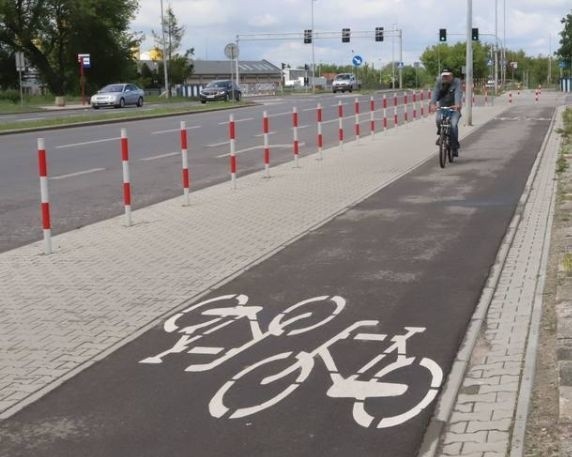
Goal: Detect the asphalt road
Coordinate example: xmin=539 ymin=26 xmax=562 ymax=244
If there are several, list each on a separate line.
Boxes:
xmin=0 ymin=92 xmax=432 ymax=253
xmin=0 ymin=102 xmax=553 ymax=457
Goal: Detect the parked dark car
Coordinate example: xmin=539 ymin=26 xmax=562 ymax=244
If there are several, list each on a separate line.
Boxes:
xmin=199 ymin=80 xmax=242 ymax=103
xmin=90 ymin=83 xmax=144 ymax=109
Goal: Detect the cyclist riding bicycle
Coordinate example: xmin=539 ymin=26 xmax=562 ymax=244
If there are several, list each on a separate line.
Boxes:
xmin=430 ymin=69 xmax=462 ymax=157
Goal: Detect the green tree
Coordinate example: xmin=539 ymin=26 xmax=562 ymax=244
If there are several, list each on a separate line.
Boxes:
xmin=0 ymin=43 xmax=18 ymax=89
xmin=152 ymin=6 xmax=194 ymax=86
xmin=0 ymin=0 xmax=140 ymax=98
xmin=420 ymin=41 xmax=490 ymax=81
xmin=556 ymin=10 xmax=572 ymax=77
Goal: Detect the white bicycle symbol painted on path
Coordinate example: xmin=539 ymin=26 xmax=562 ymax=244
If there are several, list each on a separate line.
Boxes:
xmin=140 ymin=294 xmax=443 ymax=429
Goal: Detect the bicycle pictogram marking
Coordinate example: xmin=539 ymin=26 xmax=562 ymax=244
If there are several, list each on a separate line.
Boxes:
xmin=140 ymin=294 xmax=443 ymax=429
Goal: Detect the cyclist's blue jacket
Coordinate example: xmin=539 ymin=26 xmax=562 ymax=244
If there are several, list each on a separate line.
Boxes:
xmin=430 ymin=76 xmax=462 ymax=108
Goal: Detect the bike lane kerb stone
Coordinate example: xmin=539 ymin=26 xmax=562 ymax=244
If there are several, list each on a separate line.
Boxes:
xmin=0 ymin=101 xmax=557 ymax=457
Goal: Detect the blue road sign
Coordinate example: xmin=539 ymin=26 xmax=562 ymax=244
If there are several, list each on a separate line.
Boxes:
xmin=352 ymin=55 xmax=363 ymax=67
xmin=487 ymin=59 xmax=493 ymax=66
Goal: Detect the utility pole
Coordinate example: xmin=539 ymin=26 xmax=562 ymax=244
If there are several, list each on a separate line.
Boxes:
xmin=391 ymin=24 xmax=396 ymax=89
xmin=311 ymin=0 xmax=316 ymax=94
xmin=398 ymin=28 xmax=403 ymax=89
xmin=465 ymin=0 xmax=473 ymax=125
xmin=494 ymin=0 xmax=499 ymax=95
xmin=160 ymin=0 xmax=169 ymax=98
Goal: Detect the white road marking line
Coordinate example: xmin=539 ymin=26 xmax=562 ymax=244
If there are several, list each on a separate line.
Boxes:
xmin=217 ymin=117 xmax=254 ymax=125
xmin=354 ymin=333 xmax=387 ymax=342
xmin=152 ymin=125 xmax=202 ymax=135
xmin=253 ymin=131 xmax=277 ymax=138
xmin=268 ymin=111 xmax=293 ymax=118
xmin=50 ymin=168 xmax=105 ymax=180
xmin=216 ymin=143 xmax=302 ymax=158
xmin=188 ymin=346 xmax=225 ymax=355
xmin=207 ymin=140 xmax=230 ymax=148
xmin=55 ymin=137 xmax=119 ymax=149
xmin=140 ymin=152 xmax=180 ymax=161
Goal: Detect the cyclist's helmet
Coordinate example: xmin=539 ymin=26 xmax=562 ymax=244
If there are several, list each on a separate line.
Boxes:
xmin=441 ymin=69 xmax=453 ymax=76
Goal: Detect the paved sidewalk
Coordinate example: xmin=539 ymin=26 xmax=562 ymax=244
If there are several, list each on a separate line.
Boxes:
xmin=0 ymin=92 xmax=566 ymax=457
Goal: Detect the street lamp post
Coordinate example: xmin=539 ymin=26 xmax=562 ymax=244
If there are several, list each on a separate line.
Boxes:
xmin=160 ymin=0 xmax=169 ymax=98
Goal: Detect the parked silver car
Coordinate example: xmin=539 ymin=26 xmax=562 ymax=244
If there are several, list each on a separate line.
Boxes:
xmin=90 ymin=83 xmax=144 ymax=109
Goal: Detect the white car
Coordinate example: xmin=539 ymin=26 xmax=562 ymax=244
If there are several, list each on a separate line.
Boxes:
xmin=332 ymin=73 xmax=358 ymax=93
xmin=91 ymin=83 xmax=144 ymax=109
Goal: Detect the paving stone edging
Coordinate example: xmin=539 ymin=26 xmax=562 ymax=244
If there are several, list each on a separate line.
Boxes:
xmin=555 ymin=118 xmax=572 ymax=455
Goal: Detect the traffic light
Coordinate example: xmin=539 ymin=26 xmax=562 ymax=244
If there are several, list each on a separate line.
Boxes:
xmin=439 ymin=28 xmax=447 ymax=42
xmin=375 ymin=27 xmax=384 ymax=42
xmin=304 ymin=29 xmax=312 ymax=44
xmin=281 ymin=62 xmax=285 ymax=70
xmin=472 ymin=27 xmax=479 ymax=41
xmin=304 ymin=64 xmax=309 ymax=71
xmin=342 ymin=28 xmax=351 ymax=43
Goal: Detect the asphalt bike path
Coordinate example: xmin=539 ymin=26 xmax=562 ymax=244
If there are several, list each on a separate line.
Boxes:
xmin=0 ymin=98 xmax=557 ymax=457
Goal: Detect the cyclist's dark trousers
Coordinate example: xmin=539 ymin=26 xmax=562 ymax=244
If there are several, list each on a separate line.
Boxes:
xmin=435 ymin=110 xmax=461 ymax=149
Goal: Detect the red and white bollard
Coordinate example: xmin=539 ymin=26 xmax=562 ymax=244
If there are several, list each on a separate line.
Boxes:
xmin=292 ymin=107 xmax=300 ymax=167
xmin=382 ymin=94 xmax=388 ymax=130
xmin=535 ymin=90 xmax=539 ymax=103
xmin=180 ymin=121 xmax=190 ymax=206
xmin=509 ymin=92 xmax=512 ymax=104
xmin=229 ymin=114 xmax=237 ymax=189
xmin=338 ymin=101 xmax=344 ymax=149
xmin=403 ymin=93 xmax=408 ymax=123
xmin=427 ymin=89 xmax=432 ymax=116
xmin=37 ymin=138 xmax=52 ymax=254
xmin=393 ymin=93 xmax=398 ymax=127
xmin=263 ymin=111 xmax=271 ymax=177
xmin=369 ymin=96 xmax=375 ymax=138
xmin=316 ymin=103 xmax=323 ymax=160
xmin=412 ymin=92 xmax=417 ymax=120
xmin=354 ymin=98 xmax=361 ymax=142
xmin=120 ymin=128 xmax=132 ymax=227
xmin=420 ymin=91 xmax=425 ymax=117
xmin=484 ymin=89 xmax=489 ymax=106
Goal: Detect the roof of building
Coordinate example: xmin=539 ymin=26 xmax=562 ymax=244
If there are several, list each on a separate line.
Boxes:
xmin=192 ymin=59 xmax=281 ymax=76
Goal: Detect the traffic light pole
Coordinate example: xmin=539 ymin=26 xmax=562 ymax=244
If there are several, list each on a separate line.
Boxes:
xmin=236 ymin=29 xmax=402 ymax=90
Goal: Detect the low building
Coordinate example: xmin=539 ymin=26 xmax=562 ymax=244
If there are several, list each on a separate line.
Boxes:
xmin=179 ymin=59 xmax=282 ymax=97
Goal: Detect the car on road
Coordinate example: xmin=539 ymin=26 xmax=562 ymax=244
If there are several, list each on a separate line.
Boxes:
xmin=90 ymin=83 xmax=144 ymax=109
xmin=332 ymin=73 xmax=358 ymax=93
xmin=199 ymin=80 xmax=242 ymax=103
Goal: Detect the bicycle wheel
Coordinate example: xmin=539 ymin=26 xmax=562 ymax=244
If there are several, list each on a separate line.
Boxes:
xmin=447 ymin=136 xmax=454 ymax=163
xmin=351 ymin=356 xmax=443 ymax=429
xmin=209 ymin=351 xmax=313 ymax=419
xmin=267 ymin=295 xmax=346 ymax=336
xmin=438 ymin=132 xmax=447 ymax=168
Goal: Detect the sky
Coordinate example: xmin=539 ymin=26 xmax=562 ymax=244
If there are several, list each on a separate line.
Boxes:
xmin=131 ymin=0 xmax=570 ymax=69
